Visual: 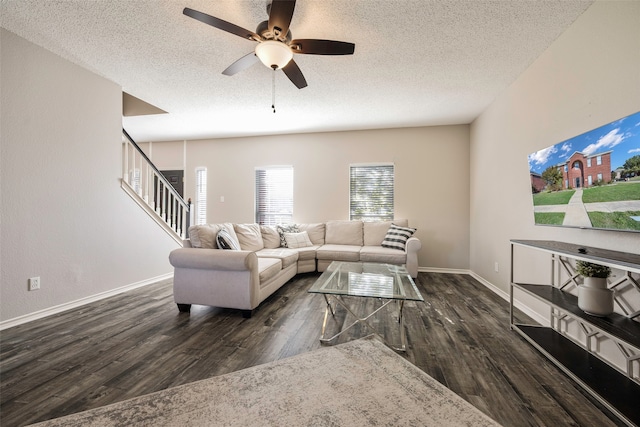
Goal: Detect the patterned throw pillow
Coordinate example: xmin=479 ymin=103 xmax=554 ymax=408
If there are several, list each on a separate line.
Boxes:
xmin=381 ymin=224 xmax=416 ymax=251
xmin=216 ymin=228 xmax=241 ymax=250
xmin=284 ymin=231 xmax=314 ymax=249
xmin=276 ymin=224 xmax=299 ymax=247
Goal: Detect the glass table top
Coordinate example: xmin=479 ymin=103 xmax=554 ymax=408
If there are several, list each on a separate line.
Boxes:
xmin=308 ymin=261 xmax=424 ymax=301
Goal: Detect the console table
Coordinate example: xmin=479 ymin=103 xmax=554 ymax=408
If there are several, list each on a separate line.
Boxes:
xmin=509 ymin=240 xmax=640 ymax=426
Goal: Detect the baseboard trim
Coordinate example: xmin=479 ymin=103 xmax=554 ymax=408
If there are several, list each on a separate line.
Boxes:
xmin=0 ymin=273 xmax=173 ymax=331
xmin=2 ymin=269 xmax=546 ymax=331
xmin=418 ymin=266 xmax=471 ymax=275
xmin=468 ymin=271 xmax=547 ymax=326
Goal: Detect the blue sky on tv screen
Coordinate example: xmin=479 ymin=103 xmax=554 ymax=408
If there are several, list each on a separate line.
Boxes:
xmin=528 ymin=111 xmax=640 ymax=174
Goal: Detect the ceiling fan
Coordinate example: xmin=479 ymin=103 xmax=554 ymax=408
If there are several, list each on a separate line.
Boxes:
xmin=183 ymin=0 xmax=355 ymax=89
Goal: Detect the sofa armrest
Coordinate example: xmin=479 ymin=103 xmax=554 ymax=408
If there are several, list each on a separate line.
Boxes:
xmin=169 ymin=248 xmax=257 ymax=271
xmin=404 ymin=237 xmax=421 ymax=279
xmin=405 ymin=237 xmax=421 ymax=253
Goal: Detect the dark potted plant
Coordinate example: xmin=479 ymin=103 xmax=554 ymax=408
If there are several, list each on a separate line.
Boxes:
xmin=575 ymin=260 xmax=613 ymax=316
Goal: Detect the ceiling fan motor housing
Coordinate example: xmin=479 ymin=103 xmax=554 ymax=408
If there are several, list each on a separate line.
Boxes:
xmin=182 ymin=1 xmax=354 ymax=89
xmin=256 ymin=20 xmax=292 ymax=43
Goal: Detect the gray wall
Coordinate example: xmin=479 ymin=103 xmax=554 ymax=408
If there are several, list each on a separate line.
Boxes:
xmin=470 ymin=1 xmax=640 ymax=295
xmin=146 ymin=126 xmax=471 ymax=271
xmin=0 ymin=29 xmax=179 ymax=323
xmin=3 ymin=1 xmax=638 ymax=325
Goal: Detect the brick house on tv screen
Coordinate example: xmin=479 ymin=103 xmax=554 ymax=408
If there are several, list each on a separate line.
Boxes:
xmin=557 ymin=150 xmax=612 ymax=189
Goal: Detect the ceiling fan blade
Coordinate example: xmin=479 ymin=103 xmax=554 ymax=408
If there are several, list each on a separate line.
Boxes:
xmin=222 ymin=52 xmax=260 ymax=76
xmin=268 ymin=0 xmax=296 ymax=40
xmin=282 ymin=59 xmax=307 ymax=89
xmin=183 ymin=7 xmax=261 ymax=41
xmin=290 ymin=39 xmax=355 ymax=55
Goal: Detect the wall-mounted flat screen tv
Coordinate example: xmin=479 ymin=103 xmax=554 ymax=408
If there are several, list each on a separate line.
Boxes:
xmin=528 ymin=111 xmax=640 ymax=233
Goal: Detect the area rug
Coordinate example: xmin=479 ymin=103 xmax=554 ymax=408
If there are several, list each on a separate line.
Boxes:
xmin=29 ymin=337 xmax=501 ymax=426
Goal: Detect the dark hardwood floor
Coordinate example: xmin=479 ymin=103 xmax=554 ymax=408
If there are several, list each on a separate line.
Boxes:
xmin=0 ymin=272 xmax=624 ymax=426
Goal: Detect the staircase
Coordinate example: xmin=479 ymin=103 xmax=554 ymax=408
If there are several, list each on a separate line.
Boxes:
xmin=121 ymin=129 xmax=191 ymax=244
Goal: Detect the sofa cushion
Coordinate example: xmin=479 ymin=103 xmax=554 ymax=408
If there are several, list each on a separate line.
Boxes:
xmin=381 ymin=224 xmax=417 ymax=251
xmin=295 ymin=246 xmax=320 ymax=261
xmin=363 ymin=221 xmax=393 ymax=246
xmin=362 ymin=220 xmax=409 ymax=246
xmin=325 ymin=221 xmax=363 ymax=246
xmin=234 ymin=223 xmax=264 ymax=251
xmin=284 ymin=231 xmax=314 ymax=249
xmin=217 ymin=228 xmax=241 ymax=250
xmin=297 ymin=223 xmax=326 ymax=245
xmin=188 ymin=224 xmax=223 ymax=249
xmin=276 ymin=224 xmax=299 ymax=247
xmin=316 ymin=244 xmax=361 ymax=262
xmin=260 ymin=225 xmax=281 ymax=249
xmin=256 ymin=248 xmax=299 ymax=269
xmin=258 ymin=257 xmax=282 ymax=283
xmin=360 ymin=246 xmax=407 ymax=264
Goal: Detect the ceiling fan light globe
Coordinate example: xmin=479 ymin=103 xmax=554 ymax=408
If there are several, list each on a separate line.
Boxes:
xmin=255 ymin=40 xmax=293 ymax=70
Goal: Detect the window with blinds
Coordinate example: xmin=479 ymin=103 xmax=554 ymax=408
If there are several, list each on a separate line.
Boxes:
xmin=350 ymin=164 xmax=394 ymax=221
xmin=195 ymin=167 xmax=207 ymax=225
xmin=255 ymin=166 xmax=293 ymax=226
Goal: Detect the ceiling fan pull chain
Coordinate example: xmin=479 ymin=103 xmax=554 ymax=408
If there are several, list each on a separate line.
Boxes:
xmin=271 ymin=68 xmax=276 ymax=113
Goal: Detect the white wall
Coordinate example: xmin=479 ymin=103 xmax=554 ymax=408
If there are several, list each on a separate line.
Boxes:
xmin=470 ymin=1 xmax=640 ymax=293
xmin=138 ymin=140 xmax=186 ymax=172
xmin=9 ymin=1 xmax=633 ymax=325
xmin=0 ymin=29 xmax=179 ymax=323
xmin=183 ymin=126 xmax=471 ymax=270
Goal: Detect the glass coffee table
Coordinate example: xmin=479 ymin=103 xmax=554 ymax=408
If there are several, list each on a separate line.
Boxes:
xmin=308 ymin=261 xmax=424 ymax=352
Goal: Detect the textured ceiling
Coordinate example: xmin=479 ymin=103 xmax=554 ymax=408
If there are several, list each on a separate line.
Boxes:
xmin=1 ymin=0 xmax=594 ymax=142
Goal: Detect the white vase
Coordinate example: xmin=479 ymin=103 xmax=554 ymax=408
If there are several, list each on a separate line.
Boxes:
xmin=578 ymin=277 xmax=613 ymax=316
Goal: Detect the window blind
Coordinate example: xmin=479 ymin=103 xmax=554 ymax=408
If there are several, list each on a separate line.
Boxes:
xmin=350 ymin=164 xmax=394 ymax=221
xmin=255 ymin=166 xmax=293 ymax=226
xmin=195 ymin=167 xmax=207 ymax=225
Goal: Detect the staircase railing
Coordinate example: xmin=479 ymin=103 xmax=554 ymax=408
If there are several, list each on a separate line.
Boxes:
xmin=121 ymin=129 xmax=191 ymax=241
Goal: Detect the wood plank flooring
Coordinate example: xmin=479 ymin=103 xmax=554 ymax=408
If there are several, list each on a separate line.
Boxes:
xmin=0 ymin=272 xmax=624 ymax=426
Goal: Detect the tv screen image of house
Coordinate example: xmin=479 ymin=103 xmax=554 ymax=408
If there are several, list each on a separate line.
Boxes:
xmin=528 ymin=111 xmax=640 ymax=233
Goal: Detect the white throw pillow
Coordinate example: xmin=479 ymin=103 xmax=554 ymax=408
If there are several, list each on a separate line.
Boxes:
xmin=284 ymin=231 xmax=314 ymax=249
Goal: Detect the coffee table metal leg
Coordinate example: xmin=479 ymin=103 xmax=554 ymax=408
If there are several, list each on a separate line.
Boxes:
xmin=390 ymin=300 xmax=407 ymax=352
xmin=319 ymin=295 xmax=407 ymax=351
xmin=320 ymin=294 xmax=336 ymax=339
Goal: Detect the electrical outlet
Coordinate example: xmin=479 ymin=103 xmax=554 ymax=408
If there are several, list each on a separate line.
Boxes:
xmin=29 ymin=277 xmax=40 ymax=291
xmin=494 ymin=262 xmax=499 ymax=273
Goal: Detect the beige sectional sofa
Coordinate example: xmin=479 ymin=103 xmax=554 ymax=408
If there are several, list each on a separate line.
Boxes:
xmin=168 ymin=220 xmax=421 ymax=317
